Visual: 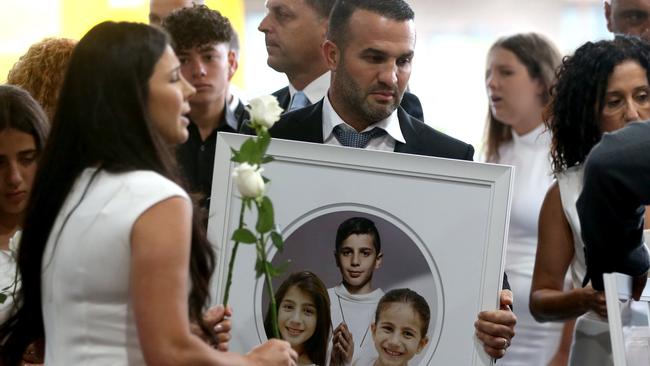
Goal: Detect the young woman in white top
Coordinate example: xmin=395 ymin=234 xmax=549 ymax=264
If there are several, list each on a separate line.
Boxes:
xmin=0 ymin=21 xmax=296 ymax=366
xmin=483 ymin=33 xmax=565 ymax=366
xmin=0 ymin=85 xmax=49 ymax=365
xmin=530 ymin=36 xmax=650 ymax=366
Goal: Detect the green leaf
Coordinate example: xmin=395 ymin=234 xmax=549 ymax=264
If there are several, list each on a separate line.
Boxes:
xmin=238 ymin=138 xmax=258 ymax=163
xmin=0 ymin=293 xmax=6 ymax=304
xmin=256 ymin=196 xmax=274 ymax=234
xmin=262 ymin=176 xmax=270 ymax=184
xmin=255 ymin=259 xmax=265 ymax=279
xmin=230 ymin=148 xmax=246 ymax=163
xmin=231 ymin=228 xmax=257 ymax=244
xmin=261 ymin=155 xmax=275 ymax=164
xmin=267 ymin=261 xmax=289 ymax=278
xmin=271 ymin=231 xmax=284 ymax=251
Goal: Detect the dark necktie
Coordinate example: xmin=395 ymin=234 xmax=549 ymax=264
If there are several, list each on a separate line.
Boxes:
xmin=332 ymin=125 xmax=387 ymax=148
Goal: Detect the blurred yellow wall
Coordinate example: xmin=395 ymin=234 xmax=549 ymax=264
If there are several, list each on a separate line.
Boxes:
xmin=0 ymin=0 xmax=245 ymax=85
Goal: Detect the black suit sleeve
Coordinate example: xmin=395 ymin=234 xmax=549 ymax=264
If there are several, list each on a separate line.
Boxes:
xmin=577 ymin=121 xmax=650 ymax=290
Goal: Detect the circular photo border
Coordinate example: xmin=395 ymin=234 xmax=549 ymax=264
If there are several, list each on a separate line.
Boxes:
xmin=253 ymin=203 xmax=445 ymax=365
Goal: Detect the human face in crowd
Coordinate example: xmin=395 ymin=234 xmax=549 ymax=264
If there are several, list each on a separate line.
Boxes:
xmin=149 ymin=0 xmax=197 ymax=26
xmin=336 ymin=233 xmax=382 ymax=294
xmin=0 ymin=129 xmax=37 ymax=217
xmin=486 ymin=47 xmax=544 ymax=131
xmin=326 ymin=10 xmax=415 ymax=129
xmin=147 ymin=45 xmax=196 ymax=145
xmin=600 ymin=60 xmax=650 ymax=132
xmin=258 ymin=0 xmax=328 ymax=75
xmin=371 ymin=302 xmax=429 ymax=366
xmin=278 ymin=285 xmax=318 ymax=353
xmin=606 ymin=0 xmax=650 ymax=40
xmin=177 ymin=43 xmax=235 ymax=108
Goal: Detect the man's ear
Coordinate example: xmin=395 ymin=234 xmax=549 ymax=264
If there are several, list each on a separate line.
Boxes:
xmin=374 ymin=252 xmax=383 ymax=270
xmin=323 ymin=39 xmax=340 ymax=72
xmin=227 ymin=50 xmax=238 ymax=81
xmin=605 ymin=2 xmax=614 ymax=32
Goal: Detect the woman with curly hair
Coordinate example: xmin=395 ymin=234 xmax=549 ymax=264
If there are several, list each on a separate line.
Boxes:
xmin=483 ymin=33 xmax=564 ymax=366
xmin=530 ymin=35 xmax=650 ymax=366
xmin=7 ymin=37 xmax=76 ymax=121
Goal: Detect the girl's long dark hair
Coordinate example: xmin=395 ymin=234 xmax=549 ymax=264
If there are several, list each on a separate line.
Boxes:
xmin=547 ymin=35 xmax=650 ymax=173
xmin=0 ymin=21 xmax=215 ymax=364
xmin=265 ymin=271 xmax=331 ymax=366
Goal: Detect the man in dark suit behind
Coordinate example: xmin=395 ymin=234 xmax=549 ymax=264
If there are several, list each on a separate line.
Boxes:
xmin=258 ymin=0 xmax=424 ymax=119
xmin=251 ymin=0 xmax=516 ymax=363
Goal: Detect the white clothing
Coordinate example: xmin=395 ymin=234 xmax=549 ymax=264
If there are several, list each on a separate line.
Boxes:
xmin=288 ymin=71 xmax=330 ymax=105
xmin=322 ymin=94 xmax=403 ymax=152
xmin=0 ymin=231 xmax=21 ymax=324
xmin=494 ymin=125 xmax=562 ymax=366
xmin=328 ymin=284 xmax=384 ymax=363
xmin=41 ymin=168 xmax=188 ymax=365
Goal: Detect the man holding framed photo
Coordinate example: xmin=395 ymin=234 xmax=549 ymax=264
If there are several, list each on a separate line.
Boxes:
xmin=252 ymin=0 xmax=517 ymax=361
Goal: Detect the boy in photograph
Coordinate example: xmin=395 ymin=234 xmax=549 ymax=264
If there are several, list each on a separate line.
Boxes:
xmin=328 ymin=217 xmax=384 ymax=365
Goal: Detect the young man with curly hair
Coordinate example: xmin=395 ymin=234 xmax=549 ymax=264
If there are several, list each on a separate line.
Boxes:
xmin=163 ymin=5 xmax=247 ymax=209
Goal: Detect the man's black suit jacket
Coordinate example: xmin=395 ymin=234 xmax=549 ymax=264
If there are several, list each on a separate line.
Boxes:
xmin=265 ymin=99 xmax=473 ymax=159
xmin=272 ymin=86 xmax=425 ymax=122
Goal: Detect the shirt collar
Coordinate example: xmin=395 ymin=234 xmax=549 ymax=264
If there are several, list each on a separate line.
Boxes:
xmin=322 ymin=92 xmax=405 ymax=143
xmin=288 ymin=71 xmax=331 ymax=105
xmin=223 ymin=100 xmax=239 ymax=131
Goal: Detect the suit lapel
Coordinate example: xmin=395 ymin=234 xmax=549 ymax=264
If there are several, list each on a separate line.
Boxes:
xmin=295 ymin=100 xmax=325 ymax=143
xmin=394 ymin=107 xmax=419 ymax=154
xmin=272 ymin=87 xmax=291 ymax=111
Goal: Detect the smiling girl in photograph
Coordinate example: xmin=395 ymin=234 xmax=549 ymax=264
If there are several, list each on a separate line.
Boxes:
xmin=266 ymin=271 xmax=332 ymax=366
xmin=353 ymin=288 xmax=430 ymax=366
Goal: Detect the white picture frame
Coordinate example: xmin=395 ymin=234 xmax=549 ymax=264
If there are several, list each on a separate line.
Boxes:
xmin=208 ymin=132 xmax=514 ymax=366
xmin=603 ymin=272 xmax=650 ymax=366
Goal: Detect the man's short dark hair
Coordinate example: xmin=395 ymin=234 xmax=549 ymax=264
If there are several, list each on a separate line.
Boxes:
xmin=335 ymin=217 xmax=381 ymax=253
xmin=305 ymin=0 xmax=337 ymax=19
xmin=327 ymin=0 xmax=414 ymax=47
xmin=162 ymin=5 xmax=233 ymax=51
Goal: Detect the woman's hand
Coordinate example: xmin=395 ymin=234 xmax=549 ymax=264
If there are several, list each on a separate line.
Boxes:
xmin=576 ymin=286 xmax=607 ymax=318
xmin=191 ymin=305 xmax=233 ymax=350
xmin=244 ymin=339 xmax=297 ymax=366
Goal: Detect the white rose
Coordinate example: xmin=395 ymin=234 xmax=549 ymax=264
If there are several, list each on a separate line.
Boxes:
xmin=246 ymin=95 xmax=283 ymax=129
xmin=232 ymin=163 xmax=266 ymax=198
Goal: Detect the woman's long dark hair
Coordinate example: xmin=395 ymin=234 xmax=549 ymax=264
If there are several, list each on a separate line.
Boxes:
xmin=483 ymin=33 xmax=562 ymax=162
xmin=547 ymin=35 xmax=650 ymax=173
xmin=0 ymin=21 xmax=215 ymax=364
xmin=0 ymin=85 xmax=49 ymax=152
xmin=265 ymin=271 xmax=331 ymax=366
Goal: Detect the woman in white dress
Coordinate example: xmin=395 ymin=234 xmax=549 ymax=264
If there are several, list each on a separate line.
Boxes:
xmin=483 ymin=33 xmax=564 ymax=366
xmin=0 ymin=21 xmax=296 ymax=366
xmin=530 ymin=36 xmax=650 ymax=366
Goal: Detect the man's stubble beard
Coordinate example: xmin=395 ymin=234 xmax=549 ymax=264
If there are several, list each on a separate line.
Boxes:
xmin=333 ymin=58 xmax=402 ymax=126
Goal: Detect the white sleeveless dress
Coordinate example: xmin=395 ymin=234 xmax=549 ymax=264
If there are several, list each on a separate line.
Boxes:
xmin=41 ymin=168 xmax=188 ymax=365
xmin=559 ymin=166 xmax=650 ymax=365
xmin=493 ymin=125 xmax=563 ymax=366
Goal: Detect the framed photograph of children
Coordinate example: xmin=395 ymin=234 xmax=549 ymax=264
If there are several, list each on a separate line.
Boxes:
xmin=208 ymin=132 xmax=514 ymax=366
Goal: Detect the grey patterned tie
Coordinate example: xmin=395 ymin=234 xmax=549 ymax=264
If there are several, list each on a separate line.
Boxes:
xmin=333 ymin=125 xmax=387 ymax=148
